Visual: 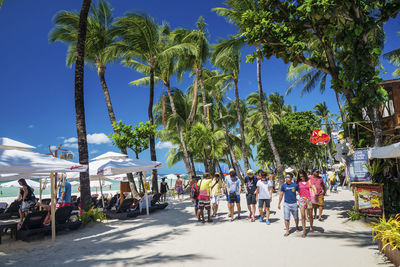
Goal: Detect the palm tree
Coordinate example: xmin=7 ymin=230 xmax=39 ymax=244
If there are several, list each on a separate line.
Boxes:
xmin=314 ymin=102 xmax=336 ymax=163
xmin=286 ymin=63 xmax=346 ymax=123
xmin=211 ymin=38 xmax=250 ymax=173
xmin=155 ymin=89 xmax=198 ymax=174
xmin=214 ymin=0 xmax=285 ymax=182
xmin=113 ymin=13 xmax=190 ymax=193
xmin=128 ymin=29 xmax=196 ymax=179
xmin=182 ymin=17 xmax=210 ymax=124
xmin=383 ymin=32 xmax=400 ymax=77
xmin=74 ymin=0 xmax=92 ymax=211
xmin=49 ymin=0 xmax=140 ymax=197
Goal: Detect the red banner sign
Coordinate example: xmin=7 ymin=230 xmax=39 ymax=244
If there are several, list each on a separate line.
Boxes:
xmin=310 ymin=130 xmax=330 ymax=145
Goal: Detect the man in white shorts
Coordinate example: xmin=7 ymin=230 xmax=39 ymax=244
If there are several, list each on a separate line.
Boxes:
xmin=210 ymin=173 xmax=223 ymax=217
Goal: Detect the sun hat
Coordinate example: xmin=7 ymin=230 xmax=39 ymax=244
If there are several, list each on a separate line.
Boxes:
xmin=247 ymin=169 xmax=254 ymax=174
xmin=285 ymin=167 xmax=294 ymax=173
xmin=229 ymin=168 xmax=235 ymax=173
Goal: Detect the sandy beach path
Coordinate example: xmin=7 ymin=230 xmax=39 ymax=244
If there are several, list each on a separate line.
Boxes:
xmin=0 ymin=188 xmax=392 ymax=267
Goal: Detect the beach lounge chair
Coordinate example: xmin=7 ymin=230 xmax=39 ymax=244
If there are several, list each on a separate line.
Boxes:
xmin=17 ymin=210 xmax=48 ymax=241
xmin=150 ymin=193 xmax=168 ymax=211
xmin=53 ymin=206 xmax=81 ymax=231
xmin=0 ymin=202 xmax=8 ymax=214
xmin=105 ymin=198 xmax=137 ymax=220
xmin=41 ymin=198 xmax=51 ymax=205
xmin=0 ymin=201 xmax=21 ymax=220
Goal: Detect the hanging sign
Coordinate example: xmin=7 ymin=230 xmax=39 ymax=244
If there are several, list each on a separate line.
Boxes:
xmin=310 ymin=130 xmax=330 ymax=145
xmin=347 ymin=149 xmax=370 ymax=182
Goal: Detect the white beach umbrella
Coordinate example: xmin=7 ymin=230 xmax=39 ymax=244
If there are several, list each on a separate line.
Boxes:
xmin=0 ymin=149 xmax=87 ymax=174
xmin=91 ymin=151 xmax=127 ymax=161
xmin=0 ymin=145 xmax=87 ymax=242
xmin=0 ymin=173 xmax=50 ymax=182
xmin=0 ymin=137 xmax=35 ymax=151
xmin=69 ymin=180 xmax=112 ymax=187
xmin=0 ymin=179 xmax=40 ymax=188
xmin=96 ymin=158 xmax=163 ymax=176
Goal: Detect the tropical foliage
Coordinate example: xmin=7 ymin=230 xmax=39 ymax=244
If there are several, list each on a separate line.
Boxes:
xmin=50 ymin=0 xmax=400 ymax=207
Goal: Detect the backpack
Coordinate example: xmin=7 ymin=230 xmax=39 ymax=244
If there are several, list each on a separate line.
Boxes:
xmin=191 ymin=183 xmax=200 ymax=199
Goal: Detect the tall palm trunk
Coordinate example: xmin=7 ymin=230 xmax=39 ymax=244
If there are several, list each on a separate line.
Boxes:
xmin=367 ymin=106 xmax=383 ymax=147
xmin=234 ymin=78 xmax=250 ymax=172
xmin=189 ymin=152 xmax=196 ymax=176
xmin=188 ymin=73 xmax=199 ymax=122
xmin=75 ymin=0 xmax=92 ymax=211
xmin=97 ymin=65 xmax=140 ymax=198
xmin=165 ymin=82 xmax=195 ymax=179
xmin=198 ymin=67 xmax=208 ymax=124
xmin=335 ymin=91 xmax=346 ymax=123
xmin=256 ymin=48 xmax=284 ymax=183
xmin=149 ymin=66 xmax=158 ymax=193
xmin=219 ymin=110 xmax=243 ymax=181
xmin=225 ymin=154 xmax=232 ymax=170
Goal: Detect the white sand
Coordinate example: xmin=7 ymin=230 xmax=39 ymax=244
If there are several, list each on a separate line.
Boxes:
xmin=0 ymin=188 xmax=392 ymax=267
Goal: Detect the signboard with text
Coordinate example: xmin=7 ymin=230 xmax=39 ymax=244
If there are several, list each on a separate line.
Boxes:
xmin=347 ymin=149 xmax=370 ymax=182
xmin=354 ymin=183 xmax=384 ymax=216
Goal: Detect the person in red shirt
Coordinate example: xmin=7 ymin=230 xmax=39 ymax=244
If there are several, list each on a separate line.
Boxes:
xmin=309 ymin=169 xmax=326 ymax=221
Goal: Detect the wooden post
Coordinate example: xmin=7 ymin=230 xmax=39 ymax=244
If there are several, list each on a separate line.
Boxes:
xmin=39 ymin=178 xmax=43 ymax=211
xmin=99 ymin=177 xmax=105 ymax=208
xmin=50 ymin=172 xmax=56 ymax=242
xmin=144 ymin=171 xmax=149 ymax=216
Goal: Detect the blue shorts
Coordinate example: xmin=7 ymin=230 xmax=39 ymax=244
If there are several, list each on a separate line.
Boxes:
xmin=227 ymin=193 xmax=240 ymax=204
xmin=284 ymin=202 xmax=298 ymax=221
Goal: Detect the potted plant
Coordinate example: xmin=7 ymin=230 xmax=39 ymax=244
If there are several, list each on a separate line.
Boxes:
xmin=372 ymin=214 xmax=400 ymax=266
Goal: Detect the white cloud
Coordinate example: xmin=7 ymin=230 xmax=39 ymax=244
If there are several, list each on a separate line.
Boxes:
xmin=37 ymin=144 xmax=43 ymax=148
xmin=57 ymin=136 xmax=65 ymax=140
xmin=28 ymin=125 xmax=34 ymax=129
xmin=64 ymin=137 xmax=78 ymax=143
xmin=156 ymin=141 xmax=178 ymax=149
xmin=50 ymin=145 xmax=57 ymax=150
xmin=90 ymin=149 xmax=99 ymax=155
xmin=61 ymin=133 xmax=110 ymax=147
xmin=64 ymin=143 xmax=78 ymax=149
xmin=87 ymin=133 xmax=111 ymax=145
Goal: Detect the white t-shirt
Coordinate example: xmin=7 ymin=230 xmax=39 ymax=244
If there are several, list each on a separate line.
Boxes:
xmin=257 ymin=179 xmax=273 ymax=199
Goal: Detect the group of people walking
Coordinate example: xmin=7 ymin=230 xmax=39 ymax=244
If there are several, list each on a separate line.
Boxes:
xmin=188 ymin=168 xmax=330 ymax=237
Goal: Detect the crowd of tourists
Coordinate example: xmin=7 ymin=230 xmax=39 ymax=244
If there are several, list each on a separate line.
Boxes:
xmin=187 ymin=167 xmax=340 ymax=237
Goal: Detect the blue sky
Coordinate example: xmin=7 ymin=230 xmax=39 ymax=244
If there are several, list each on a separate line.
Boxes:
xmin=0 ymin=0 xmax=399 ymax=174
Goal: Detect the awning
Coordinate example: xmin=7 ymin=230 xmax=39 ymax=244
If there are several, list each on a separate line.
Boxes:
xmin=368 ymin=142 xmax=400 ymax=159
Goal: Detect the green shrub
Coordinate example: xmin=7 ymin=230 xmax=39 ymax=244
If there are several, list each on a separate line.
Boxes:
xmin=79 ymin=207 xmax=106 ymax=225
xmin=347 ymin=206 xmax=361 ymax=221
xmin=372 ymin=214 xmax=400 ymax=251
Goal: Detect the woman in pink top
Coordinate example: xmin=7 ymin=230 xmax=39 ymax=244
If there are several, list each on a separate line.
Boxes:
xmin=297 ymin=170 xmax=316 ymax=237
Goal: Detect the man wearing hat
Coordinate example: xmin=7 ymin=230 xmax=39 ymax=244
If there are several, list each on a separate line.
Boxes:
xmin=244 ymin=169 xmax=257 ymax=222
xmin=285 ymin=167 xmax=297 ymax=183
xmin=309 ymin=169 xmax=326 ymax=221
xmin=225 ymin=168 xmax=242 ymax=221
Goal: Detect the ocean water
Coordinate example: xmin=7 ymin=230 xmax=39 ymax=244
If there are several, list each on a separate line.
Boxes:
xmin=0 ymin=177 xmax=184 ymax=198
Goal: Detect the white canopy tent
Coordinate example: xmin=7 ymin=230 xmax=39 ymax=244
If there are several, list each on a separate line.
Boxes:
xmin=0 ymin=179 xmax=40 ymax=188
xmin=68 ymin=153 xmax=162 ymax=208
xmin=91 ymin=151 xmax=127 ymax=161
xmin=0 ymin=173 xmax=50 ymax=182
xmin=0 ymin=141 xmax=88 ymax=242
xmin=0 ymin=149 xmax=87 ymax=174
xmin=368 ymin=142 xmax=400 ymax=159
xmin=96 ymin=159 xmax=163 ymax=216
xmin=70 ymin=180 xmax=112 ymax=187
xmin=96 ymin=158 xmax=163 ymax=176
xmin=0 ymin=137 xmax=35 ymax=151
